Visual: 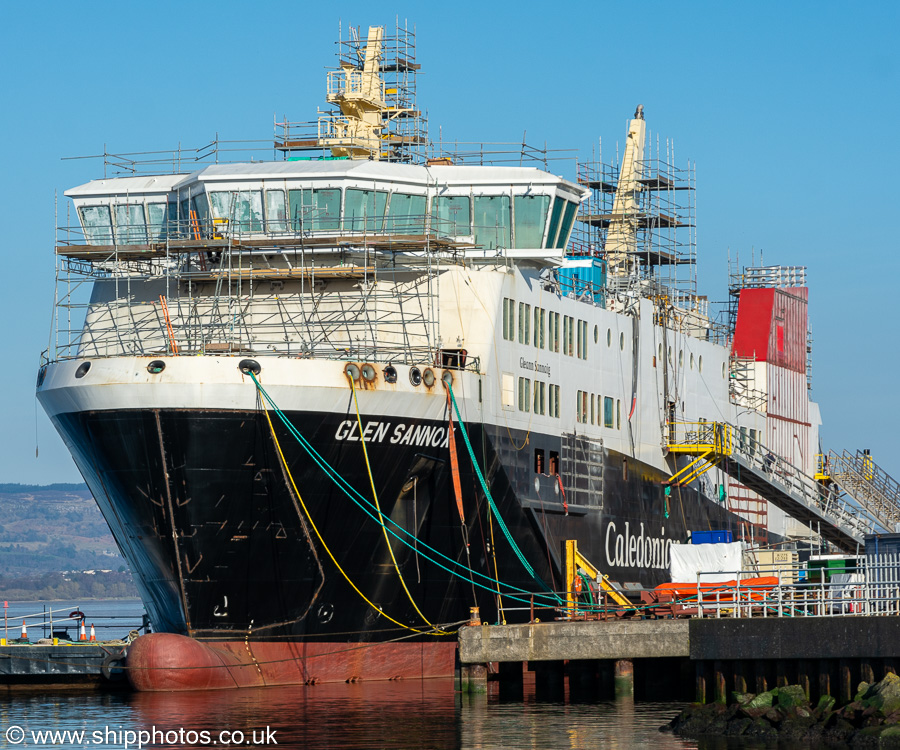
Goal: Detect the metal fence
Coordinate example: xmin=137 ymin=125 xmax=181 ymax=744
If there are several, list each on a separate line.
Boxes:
xmin=497 ymin=554 xmax=900 ymax=623
xmin=1 ymin=605 xmax=149 ymax=644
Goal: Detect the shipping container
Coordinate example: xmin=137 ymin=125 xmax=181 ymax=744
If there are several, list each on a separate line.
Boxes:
xmin=691 ymin=529 xmax=733 ymax=544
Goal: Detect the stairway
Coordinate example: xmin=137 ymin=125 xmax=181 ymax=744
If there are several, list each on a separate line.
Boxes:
xmin=826 ymin=450 xmax=900 ymax=533
xmin=667 ymin=422 xmax=880 ymax=552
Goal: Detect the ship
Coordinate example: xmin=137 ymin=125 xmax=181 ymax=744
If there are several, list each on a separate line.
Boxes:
xmin=36 ymin=23 xmax=890 ymax=691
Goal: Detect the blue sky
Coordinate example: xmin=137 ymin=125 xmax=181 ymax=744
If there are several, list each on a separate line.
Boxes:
xmin=1 ymin=0 xmax=898 ymax=483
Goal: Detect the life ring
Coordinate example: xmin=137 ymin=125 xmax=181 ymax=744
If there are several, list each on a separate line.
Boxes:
xmin=69 ymin=610 xmax=85 ymax=622
xmin=573 ymin=576 xmax=583 ymax=594
xmin=101 ymin=650 xmax=127 ymax=681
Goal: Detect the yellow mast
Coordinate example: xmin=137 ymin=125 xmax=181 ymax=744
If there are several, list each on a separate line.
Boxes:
xmin=319 ymin=26 xmax=389 ymax=159
xmin=604 ymin=105 xmax=647 ymax=279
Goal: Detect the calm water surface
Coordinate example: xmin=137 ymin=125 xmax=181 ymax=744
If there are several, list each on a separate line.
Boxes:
xmin=1 ymin=686 xmax=702 ymax=750
xmin=0 ymin=600 xmax=709 ymax=749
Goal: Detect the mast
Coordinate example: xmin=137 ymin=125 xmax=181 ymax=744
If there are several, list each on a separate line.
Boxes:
xmin=604 ymin=105 xmax=646 ymax=280
xmin=321 ymin=26 xmax=387 ymax=159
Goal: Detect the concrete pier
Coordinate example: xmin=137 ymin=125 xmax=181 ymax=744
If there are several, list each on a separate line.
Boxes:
xmin=458 ymin=616 xmax=900 ymax=703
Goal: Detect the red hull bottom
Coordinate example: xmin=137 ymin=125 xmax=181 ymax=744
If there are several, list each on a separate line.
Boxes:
xmin=126 ymin=633 xmax=457 ymax=691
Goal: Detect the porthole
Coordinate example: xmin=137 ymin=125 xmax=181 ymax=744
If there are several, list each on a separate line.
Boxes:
xmin=361 ymin=363 xmax=376 ymax=382
xmin=658 ymin=344 xmax=663 ymax=363
xmin=690 ymin=353 xmax=695 ymax=370
xmin=668 ymin=346 xmax=673 ymax=364
xmin=699 ymin=356 xmax=703 ymax=373
xmin=441 ymin=370 xmax=454 ymax=387
xmin=147 ymin=360 xmax=166 ymax=374
xmin=422 ymin=368 xmax=436 ymax=387
xmin=607 ymin=329 xmax=612 ymax=347
xmin=593 ymin=325 xmax=599 ymax=344
xmin=383 ymin=365 xmax=398 ymax=384
xmin=679 ymin=351 xmax=684 ymax=368
xmin=75 ymin=361 xmax=91 ymax=379
xmin=409 ymin=367 xmax=422 ymax=386
xmin=344 ymin=362 xmax=360 ymax=381
xmin=619 ymin=332 xmax=625 ymax=351
xmin=722 ymin=362 xmax=727 ymax=378
xmin=239 ymin=359 xmax=261 ymax=375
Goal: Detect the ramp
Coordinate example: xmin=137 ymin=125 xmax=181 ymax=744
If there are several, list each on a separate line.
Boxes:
xmin=667 ymin=422 xmax=878 ymax=552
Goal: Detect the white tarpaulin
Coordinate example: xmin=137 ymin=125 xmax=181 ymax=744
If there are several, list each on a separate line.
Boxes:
xmin=669 ymin=542 xmax=744 ymax=583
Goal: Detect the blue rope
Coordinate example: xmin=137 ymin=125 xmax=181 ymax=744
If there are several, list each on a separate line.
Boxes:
xmin=248 ymin=373 xmax=561 ymax=608
xmin=446 ymin=382 xmax=555 ymax=595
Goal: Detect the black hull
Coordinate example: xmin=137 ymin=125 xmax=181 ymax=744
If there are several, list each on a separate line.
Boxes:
xmin=53 ymin=407 xmax=744 ymax=641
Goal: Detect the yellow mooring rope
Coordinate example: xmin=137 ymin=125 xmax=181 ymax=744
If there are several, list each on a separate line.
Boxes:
xmin=348 ymin=377 xmax=448 ymax=635
xmin=261 ymin=401 xmax=446 ymax=636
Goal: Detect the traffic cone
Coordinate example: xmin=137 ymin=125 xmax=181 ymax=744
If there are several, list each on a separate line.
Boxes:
xmin=79 ymin=621 xmax=87 ymax=641
xmin=20 ymin=621 xmax=27 ymax=641
xmin=89 ymin=624 xmax=96 ymax=642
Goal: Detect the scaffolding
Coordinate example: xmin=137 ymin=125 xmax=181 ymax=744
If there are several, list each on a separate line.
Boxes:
xmin=275 ymin=21 xmax=427 ymax=164
xmin=571 ymin=129 xmax=697 ymax=312
xmin=46 ymin=213 xmax=478 ymax=369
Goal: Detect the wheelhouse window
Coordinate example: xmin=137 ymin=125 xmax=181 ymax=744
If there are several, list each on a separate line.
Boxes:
xmin=289 ymin=188 xmax=341 ymax=231
xmin=265 ymin=190 xmax=288 ymax=233
xmin=189 ymin=196 xmax=210 ymax=237
xmin=514 ymin=195 xmax=550 ymax=248
xmin=432 ymin=195 xmax=470 ymax=236
xmin=210 ymin=190 xmax=263 ymax=233
xmin=545 ymin=197 xmax=564 ymax=248
xmin=79 ymin=206 xmax=112 ymax=244
xmin=345 ymin=188 xmax=388 ymax=232
xmin=555 ymin=201 xmax=578 ymax=249
xmin=147 ymin=203 xmax=175 ymax=241
xmin=114 ymin=204 xmax=147 ymax=244
xmin=386 ymin=193 xmax=427 ymax=233
xmin=473 ymin=195 xmax=511 ymax=250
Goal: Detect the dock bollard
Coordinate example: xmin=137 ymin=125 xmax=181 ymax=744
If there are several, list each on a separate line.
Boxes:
xmin=468 ymin=607 xmax=481 ymax=626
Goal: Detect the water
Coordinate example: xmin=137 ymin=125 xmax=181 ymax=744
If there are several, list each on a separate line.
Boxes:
xmin=0 ymin=599 xmax=704 ymax=749
xmin=0 ymin=687 xmax=698 ymax=749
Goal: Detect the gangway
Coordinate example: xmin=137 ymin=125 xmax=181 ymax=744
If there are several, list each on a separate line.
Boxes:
xmin=666 ymin=422 xmax=880 ymax=552
xmin=824 ymin=450 xmax=900 ymax=532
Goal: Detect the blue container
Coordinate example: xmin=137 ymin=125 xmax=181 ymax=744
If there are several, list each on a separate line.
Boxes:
xmin=691 ymin=530 xmax=733 ymax=545
xmin=558 ymin=257 xmax=606 ymax=306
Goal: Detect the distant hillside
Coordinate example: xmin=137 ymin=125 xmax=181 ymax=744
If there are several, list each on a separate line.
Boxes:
xmin=0 ymin=484 xmax=138 ymax=598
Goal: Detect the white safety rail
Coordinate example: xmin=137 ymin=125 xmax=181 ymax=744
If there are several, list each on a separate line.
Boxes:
xmin=693 ymin=555 xmax=900 ymax=619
